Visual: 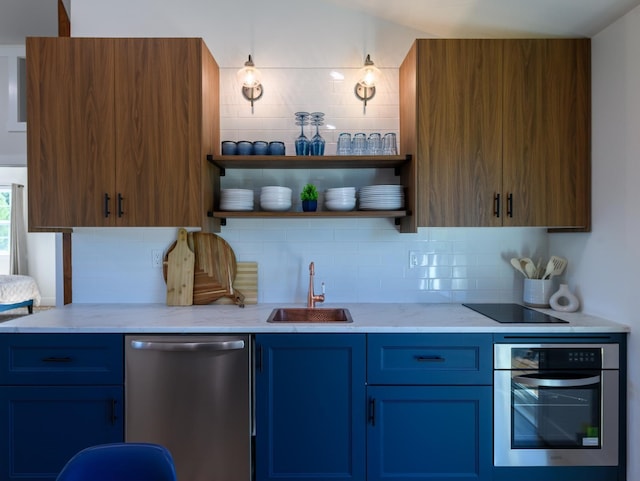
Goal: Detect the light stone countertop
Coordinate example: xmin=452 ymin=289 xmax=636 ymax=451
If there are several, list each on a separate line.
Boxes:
xmin=0 ymin=303 xmax=630 ymax=334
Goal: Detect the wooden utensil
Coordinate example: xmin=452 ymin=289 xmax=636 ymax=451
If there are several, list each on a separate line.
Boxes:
xmin=166 ymin=228 xmax=195 ymax=306
xmin=510 ymin=258 xmax=527 ymax=277
xmin=521 ymin=258 xmax=536 ymax=279
xmin=543 ymin=256 xmax=568 ymax=279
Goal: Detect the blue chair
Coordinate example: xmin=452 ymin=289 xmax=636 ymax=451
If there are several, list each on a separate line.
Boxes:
xmin=56 ymin=443 xmax=177 ymax=481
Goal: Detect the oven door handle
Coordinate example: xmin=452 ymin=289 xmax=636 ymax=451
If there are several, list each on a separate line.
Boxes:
xmin=512 ymin=374 xmax=601 ymax=388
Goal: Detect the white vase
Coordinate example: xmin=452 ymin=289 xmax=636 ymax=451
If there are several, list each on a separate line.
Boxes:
xmin=549 ymin=283 xmax=580 ymax=312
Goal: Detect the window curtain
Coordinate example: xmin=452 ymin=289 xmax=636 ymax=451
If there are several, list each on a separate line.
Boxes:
xmin=9 ymin=183 xmax=27 ymax=275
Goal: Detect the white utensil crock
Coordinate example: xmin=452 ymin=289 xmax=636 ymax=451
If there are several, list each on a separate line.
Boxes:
xmin=523 ymin=279 xmax=554 ymax=308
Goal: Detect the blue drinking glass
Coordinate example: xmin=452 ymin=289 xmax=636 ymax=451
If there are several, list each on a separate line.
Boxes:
xmin=310 ymin=112 xmax=325 ymax=156
xmin=294 ymin=112 xmax=310 ymax=156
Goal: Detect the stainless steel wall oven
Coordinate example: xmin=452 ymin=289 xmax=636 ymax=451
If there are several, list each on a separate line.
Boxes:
xmin=494 ymin=343 xmax=620 ymax=467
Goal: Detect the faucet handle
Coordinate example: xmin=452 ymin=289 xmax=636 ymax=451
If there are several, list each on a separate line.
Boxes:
xmin=321 ymin=282 xmax=325 ymax=295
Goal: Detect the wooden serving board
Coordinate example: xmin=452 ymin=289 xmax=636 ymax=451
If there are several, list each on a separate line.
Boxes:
xmin=213 ymin=262 xmax=258 ymax=305
xmin=163 ymin=232 xmax=245 ymax=305
xmin=166 ymin=228 xmax=194 ymax=306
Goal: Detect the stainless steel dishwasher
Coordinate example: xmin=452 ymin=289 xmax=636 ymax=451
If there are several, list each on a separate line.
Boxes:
xmin=125 ymin=335 xmax=252 ymax=481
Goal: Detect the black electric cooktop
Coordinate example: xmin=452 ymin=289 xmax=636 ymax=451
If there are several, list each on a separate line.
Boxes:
xmin=463 ymin=303 xmax=569 ymax=324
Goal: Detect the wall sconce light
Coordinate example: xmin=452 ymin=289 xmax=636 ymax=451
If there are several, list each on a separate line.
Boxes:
xmin=237 ymin=55 xmax=263 ymax=113
xmin=355 ymin=54 xmax=381 ymax=111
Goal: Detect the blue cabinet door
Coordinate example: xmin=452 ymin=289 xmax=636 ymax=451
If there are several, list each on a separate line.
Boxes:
xmin=255 ymin=334 xmax=366 ymax=481
xmin=367 ymin=385 xmax=492 ymax=481
xmin=0 ymin=386 xmax=124 ymax=481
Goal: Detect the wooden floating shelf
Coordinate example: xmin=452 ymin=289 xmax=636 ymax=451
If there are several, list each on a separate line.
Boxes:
xmin=210 ymin=210 xmax=407 ymax=219
xmin=207 ymin=154 xmax=411 ymax=170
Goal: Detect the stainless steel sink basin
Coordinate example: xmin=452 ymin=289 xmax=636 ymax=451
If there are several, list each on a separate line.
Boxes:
xmin=267 ymin=308 xmax=353 ymax=323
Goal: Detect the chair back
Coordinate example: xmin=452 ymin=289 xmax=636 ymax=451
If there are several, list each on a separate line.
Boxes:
xmin=56 ymin=443 xmax=177 ymax=481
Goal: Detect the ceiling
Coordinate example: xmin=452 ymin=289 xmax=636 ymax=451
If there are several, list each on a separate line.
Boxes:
xmin=1 ymin=0 xmax=640 ymax=45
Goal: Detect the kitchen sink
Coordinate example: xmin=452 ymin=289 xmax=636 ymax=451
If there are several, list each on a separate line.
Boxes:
xmin=267 ymin=308 xmax=353 ymax=323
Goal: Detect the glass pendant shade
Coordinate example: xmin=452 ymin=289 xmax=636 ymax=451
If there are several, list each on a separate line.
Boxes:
xmin=357 ymin=54 xmax=380 ymax=87
xmin=237 ymin=55 xmax=262 ymax=88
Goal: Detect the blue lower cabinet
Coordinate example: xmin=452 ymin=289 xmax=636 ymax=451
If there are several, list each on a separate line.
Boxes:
xmin=255 ymin=334 xmax=366 ymax=481
xmin=367 ymin=385 xmax=492 ymax=481
xmin=0 ymin=385 xmax=124 ymax=481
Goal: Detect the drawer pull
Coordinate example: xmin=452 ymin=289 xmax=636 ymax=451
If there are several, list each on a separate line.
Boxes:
xmin=414 ymin=355 xmax=445 ymax=362
xmin=42 ymin=356 xmax=73 ymax=363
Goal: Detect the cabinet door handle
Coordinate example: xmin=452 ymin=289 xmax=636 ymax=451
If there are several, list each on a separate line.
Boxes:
xmin=368 ymin=398 xmax=376 ymax=426
xmin=255 ymin=344 xmax=263 ymax=373
xmin=415 ymin=355 xmax=445 ymax=362
xmin=104 ymin=193 xmax=111 ymax=218
xmin=117 ymin=193 xmax=124 ymax=218
xmin=493 ymin=193 xmax=501 ymax=218
xmin=507 ymin=193 xmax=513 ymax=218
xmin=42 ymin=356 xmax=73 ymax=363
xmin=110 ymin=399 xmax=118 ymax=425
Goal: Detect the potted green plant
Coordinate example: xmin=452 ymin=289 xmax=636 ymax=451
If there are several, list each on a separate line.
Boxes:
xmin=300 ymin=183 xmax=319 ymax=212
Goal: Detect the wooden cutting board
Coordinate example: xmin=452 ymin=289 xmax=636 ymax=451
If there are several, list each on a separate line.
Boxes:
xmin=163 ymin=232 xmax=243 ymax=305
xmin=213 ymin=262 xmax=258 ymax=305
xmin=166 ymin=228 xmax=194 ymax=306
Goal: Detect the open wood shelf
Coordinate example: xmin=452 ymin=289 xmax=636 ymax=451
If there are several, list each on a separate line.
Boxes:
xmin=206 ymin=153 xmax=416 ymax=232
xmin=209 ymin=210 xmax=407 ymax=219
xmin=207 ymin=154 xmax=411 ymax=172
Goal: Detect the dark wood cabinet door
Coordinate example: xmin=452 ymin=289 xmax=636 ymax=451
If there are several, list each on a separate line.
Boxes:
xmin=27 ymin=37 xmax=116 ymax=229
xmin=113 ymin=38 xmax=202 ymax=227
xmin=502 ymin=39 xmax=591 ymax=228
xmin=414 ymin=39 xmax=504 ymax=227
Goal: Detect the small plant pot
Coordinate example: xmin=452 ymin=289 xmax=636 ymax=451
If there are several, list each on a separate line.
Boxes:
xmin=302 ymin=200 xmax=317 ymax=212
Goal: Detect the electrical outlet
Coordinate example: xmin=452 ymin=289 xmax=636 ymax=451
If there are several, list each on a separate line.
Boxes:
xmin=152 ymin=249 xmax=163 ymax=268
xmin=409 ymin=251 xmax=419 ymax=269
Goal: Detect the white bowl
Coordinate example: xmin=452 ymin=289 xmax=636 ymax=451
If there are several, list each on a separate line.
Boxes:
xmin=260 ymin=200 xmax=292 ymax=211
xmin=326 ymin=187 xmax=356 ymax=194
xmin=261 ymin=186 xmax=292 ymax=194
xmin=325 ymin=200 xmax=356 ymax=211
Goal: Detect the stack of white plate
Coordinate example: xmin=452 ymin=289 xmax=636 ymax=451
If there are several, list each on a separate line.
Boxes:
xmin=358 ymin=185 xmax=404 ymax=210
xmin=220 ymin=188 xmax=254 ymax=211
xmin=260 ymin=186 xmax=292 ymax=211
xmin=324 ymin=187 xmax=356 ymax=211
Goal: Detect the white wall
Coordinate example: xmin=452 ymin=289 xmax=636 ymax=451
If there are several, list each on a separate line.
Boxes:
xmin=550 ymin=5 xmax=640 ymax=479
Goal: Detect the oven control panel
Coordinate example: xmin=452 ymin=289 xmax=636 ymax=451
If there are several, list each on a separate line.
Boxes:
xmin=495 ymin=343 xmax=620 ymax=370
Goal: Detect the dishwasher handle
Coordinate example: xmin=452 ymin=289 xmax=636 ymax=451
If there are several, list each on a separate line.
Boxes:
xmin=130 ymin=339 xmax=245 ymax=352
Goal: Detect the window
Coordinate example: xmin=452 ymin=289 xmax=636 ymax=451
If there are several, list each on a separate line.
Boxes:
xmin=0 ymin=188 xmax=10 ymax=254
xmin=3 ymin=46 xmax=27 ymax=132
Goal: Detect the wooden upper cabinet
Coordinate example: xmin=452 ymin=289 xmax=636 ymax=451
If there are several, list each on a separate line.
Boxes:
xmin=27 ymin=37 xmax=219 ymax=231
xmin=400 ymin=38 xmax=590 ymax=229
xmin=27 ymin=37 xmax=116 ymax=228
xmin=502 ymin=39 xmax=591 ymax=228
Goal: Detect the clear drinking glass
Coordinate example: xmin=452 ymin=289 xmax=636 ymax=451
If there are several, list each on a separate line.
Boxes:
xmin=294 ymin=112 xmax=310 ymax=156
xmin=337 ymin=133 xmax=352 ymax=155
xmin=352 ymin=133 xmax=366 ymax=155
xmin=382 ymin=132 xmax=397 ymax=155
xmin=367 ymin=133 xmax=382 ymax=155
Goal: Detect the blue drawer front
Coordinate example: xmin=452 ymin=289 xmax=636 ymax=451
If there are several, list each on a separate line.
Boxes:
xmin=368 ymin=334 xmax=492 ymax=385
xmin=0 ymin=334 xmax=123 ymax=385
